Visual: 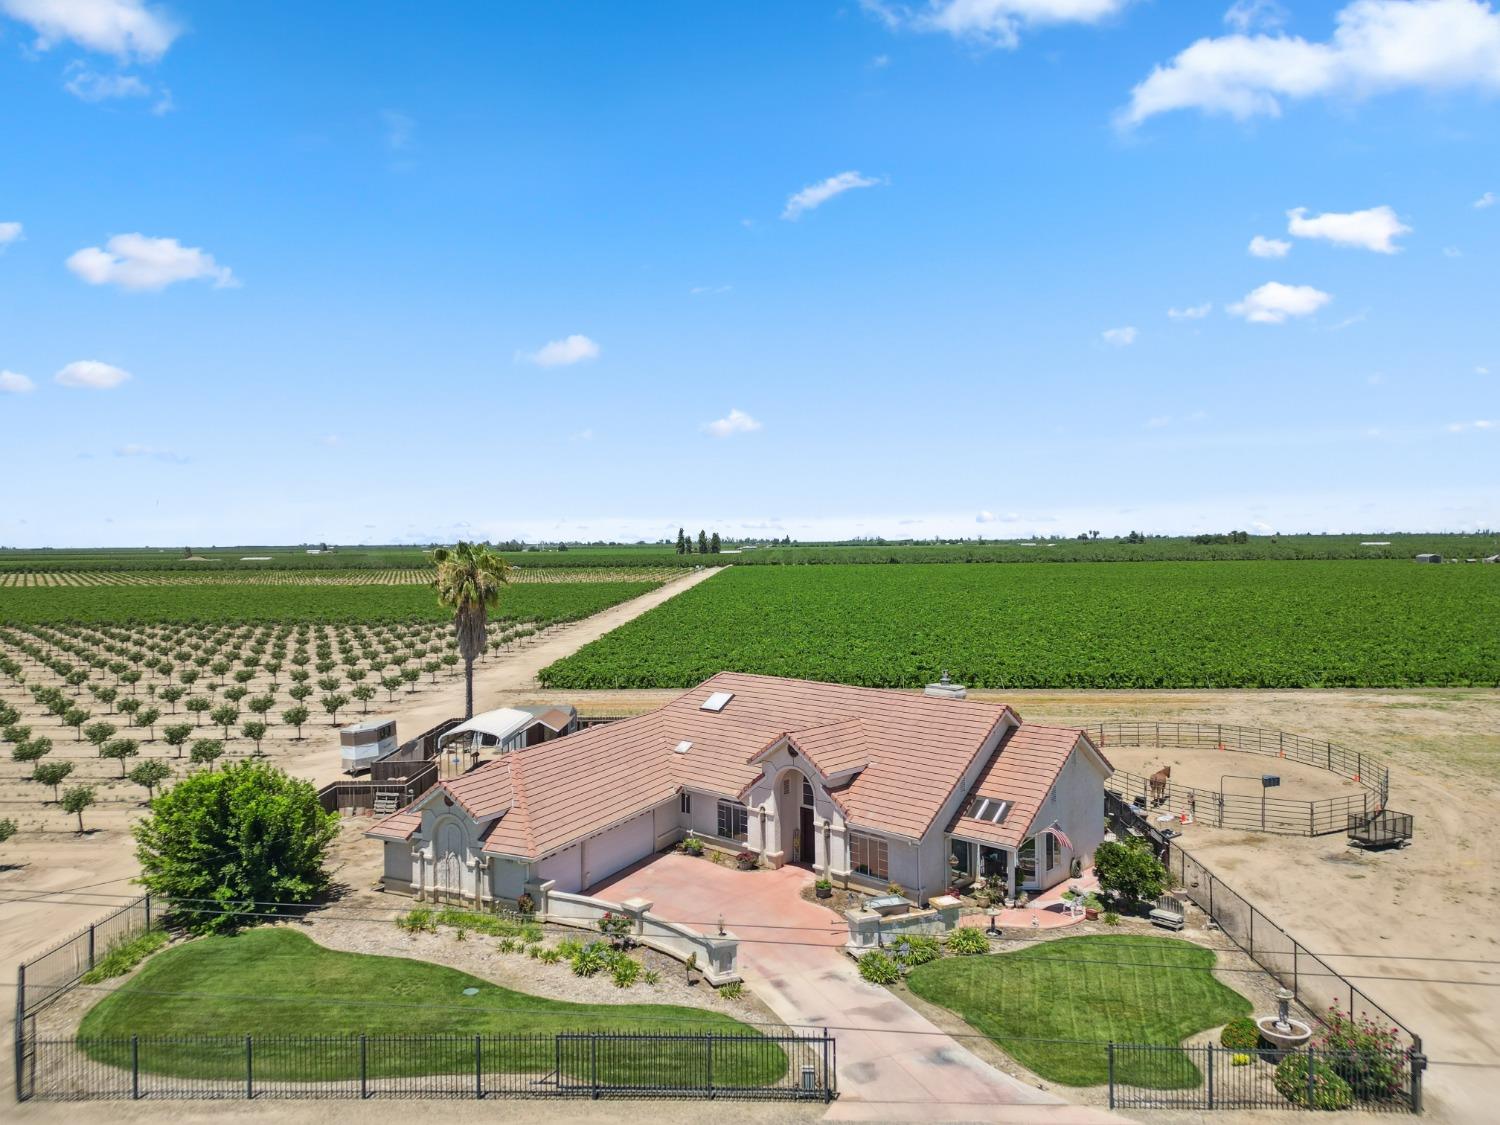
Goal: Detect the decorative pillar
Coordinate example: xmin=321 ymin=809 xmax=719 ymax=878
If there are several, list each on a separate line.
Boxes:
xmin=409 ymin=846 xmax=425 ymax=900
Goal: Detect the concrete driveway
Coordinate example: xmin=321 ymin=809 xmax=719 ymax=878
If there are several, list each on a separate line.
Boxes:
xmin=591 ymin=854 xmax=1125 ymax=1122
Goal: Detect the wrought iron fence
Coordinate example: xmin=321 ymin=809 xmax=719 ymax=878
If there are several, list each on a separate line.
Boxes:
xmin=1092 ymin=721 xmax=1390 ymax=806
xmin=14 ymin=894 xmax=154 ymax=1019
xmin=1172 ymin=847 xmax=1422 ymax=1061
xmin=19 ymin=1031 xmax=835 ymax=1102
xmin=1108 ymin=1043 xmax=1419 ymax=1113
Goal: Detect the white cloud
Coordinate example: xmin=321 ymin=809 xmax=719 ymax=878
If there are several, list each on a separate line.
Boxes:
xmin=690 ymin=284 xmax=732 ymax=295
xmin=0 ymin=221 xmax=22 ymax=248
xmin=55 ymin=359 xmax=131 ymax=388
xmin=1228 ymin=281 xmax=1332 ymax=323
xmin=518 ymin=334 xmax=600 ymax=367
xmin=1225 ymin=0 xmax=1287 ymax=33
xmin=1 ymin=369 xmax=36 ymax=393
xmin=0 ymin=0 xmax=179 ymax=61
xmin=61 ymin=62 xmax=172 ymax=112
xmin=1443 ymin=245 xmax=1463 ymax=257
xmin=864 ymin=0 xmax=1134 ymax=50
xmin=1249 ymin=234 xmax=1291 ymax=258
xmin=320 ymin=434 xmax=342 ymax=447
xmin=1477 ymin=365 xmax=1491 ymax=374
xmin=570 ymin=429 xmax=594 ymax=443
xmin=1121 ymin=0 xmax=1500 ymax=127
xmin=782 ymin=171 xmax=881 ymax=220
xmin=703 ymin=408 xmax=762 ymax=438
xmin=1102 ymin=325 xmax=1138 ymax=346
xmin=872 ymin=53 xmax=891 ymax=66
xmin=115 ymin=442 xmax=186 ymax=462
xmin=976 ymin=509 xmax=998 ymax=523
xmin=67 ymin=233 xmax=236 ymax=291
xmin=1473 ymin=191 xmax=1496 ymax=209
xmin=1287 ymin=205 xmax=1410 ymax=253
xmin=1168 ymin=301 xmax=1213 ymax=319
xmin=1446 ymin=419 xmax=1495 ymax=432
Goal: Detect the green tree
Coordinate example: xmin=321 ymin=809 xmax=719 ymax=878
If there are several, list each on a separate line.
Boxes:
xmin=132 ymin=761 xmax=339 ymax=934
xmin=1093 ymin=837 xmax=1169 ymax=908
xmin=223 ymin=685 xmax=249 ymax=706
xmin=247 ymin=694 xmax=276 ymax=724
xmin=33 ymin=759 xmax=73 ymax=800
xmin=94 ymin=685 xmax=119 ymax=712
xmin=162 ymin=722 xmax=194 ymax=759
xmin=63 ymin=706 xmax=90 ymax=740
xmin=185 ymin=696 xmax=211 ymax=726
xmin=119 ymin=669 xmax=142 ymax=694
xmin=241 ymin=719 xmax=268 ymax=751
xmin=282 ymin=705 xmax=310 ymax=740
xmin=61 ymin=785 xmax=96 ymax=833
xmin=321 ymin=693 xmax=350 ymax=725
xmin=12 ymin=737 xmax=51 ymax=764
xmin=432 ymin=541 xmax=513 ymax=719
xmin=0 ymin=817 xmax=15 ymax=846
xmin=380 ymin=674 xmax=402 ymax=701
xmin=697 ymin=529 xmax=708 ymax=554
xmin=288 ymin=683 xmax=313 ymax=703
xmin=83 ymin=720 xmax=117 ymax=755
xmin=352 ymin=684 xmax=376 ymax=713
xmin=135 ymin=705 xmax=161 ymax=741
xmin=101 ymin=737 xmax=141 ymax=777
xmin=128 ymin=759 xmax=173 ymax=801
xmin=190 ymin=739 xmax=225 ymax=770
xmin=210 ymin=704 xmax=239 ymax=739
xmin=159 ymin=685 xmax=186 ymax=713
xmin=675 ymin=527 xmax=686 ymax=555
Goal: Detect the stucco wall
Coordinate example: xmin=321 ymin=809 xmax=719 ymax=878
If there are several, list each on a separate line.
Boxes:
xmin=1029 ymin=741 xmax=1110 ymax=892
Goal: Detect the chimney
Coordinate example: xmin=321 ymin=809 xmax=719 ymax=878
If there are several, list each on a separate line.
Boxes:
xmin=924 ymin=670 xmax=966 ymax=700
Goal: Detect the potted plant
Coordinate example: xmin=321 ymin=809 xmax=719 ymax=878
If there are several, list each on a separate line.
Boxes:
xmin=680 ymin=834 xmax=704 ymax=857
xmin=814 ymin=877 xmax=833 ymax=899
xmin=1083 ymin=893 xmax=1102 ymax=921
xmin=734 ymin=849 xmax=757 ymax=871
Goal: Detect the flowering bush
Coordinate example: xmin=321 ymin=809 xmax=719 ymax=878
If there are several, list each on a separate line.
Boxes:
xmin=1275 ymin=1053 xmax=1353 ymax=1110
xmin=734 ymin=850 xmax=757 ymax=870
xmin=1318 ymin=1006 xmax=1408 ymax=1100
xmin=1220 ymin=1016 xmax=1261 ymax=1050
xmin=597 ymin=911 xmax=633 ymax=945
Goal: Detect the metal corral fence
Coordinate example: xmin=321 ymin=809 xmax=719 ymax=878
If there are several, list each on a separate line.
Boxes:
xmin=1092 ymin=721 xmax=1390 ymax=806
xmin=1105 ymin=768 xmax=1375 ymax=836
xmin=1171 ymin=846 xmax=1423 ymax=1063
xmin=1349 ymin=810 xmax=1415 ymax=849
xmin=21 ymin=1031 xmax=835 ymax=1102
xmin=1104 ymin=790 xmax=1175 ymax=862
xmin=1108 ymin=1043 xmax=1420 ymax=1114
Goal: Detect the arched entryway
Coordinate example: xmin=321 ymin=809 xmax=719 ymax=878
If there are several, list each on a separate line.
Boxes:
xmin=434 ymin=818 xmax=466 ymax=896
xmin=773 ymin=767 xmax=817 ymax=866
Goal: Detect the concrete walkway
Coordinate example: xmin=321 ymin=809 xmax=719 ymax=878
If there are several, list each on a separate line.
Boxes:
xmin=592 ymin=854 xmax=1128 ymax=1123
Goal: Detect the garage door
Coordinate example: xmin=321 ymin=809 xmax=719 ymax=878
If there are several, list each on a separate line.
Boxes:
xmin=583 ymin=812 xmax=654 ymax=888
xmin=536 ymin=844 xmax=582 ymax=894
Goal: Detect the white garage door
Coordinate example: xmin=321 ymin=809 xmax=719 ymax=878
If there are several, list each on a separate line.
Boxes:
xmin=536 ymin=844 xmax=582 ymax=894
xmin=583 ymin=812 xmax=654 ymax=888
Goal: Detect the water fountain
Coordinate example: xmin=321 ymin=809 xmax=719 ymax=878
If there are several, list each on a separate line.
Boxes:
xmin=1255 ymin=987 xmax=1313 ymax=1054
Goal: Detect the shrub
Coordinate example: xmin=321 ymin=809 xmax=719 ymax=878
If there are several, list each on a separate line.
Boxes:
xmin=133 ymin=761 xmax=338 ymax=934
xmin=946 ymin=926 xmax=990 ymax=955
xmin=396 ymin=907 xmax=436 ymax=934
xmin=642 ymin=969 xmax=662 ymax=986
xmin=1275 ymin=1053 xmax=1354 ymax=1110
xmin=1231 ymin=1053 xmax=1252 ymax=1067
xmin=858 ymin=950 xmax=901 ymax=985
xmin=1093 ymin=837 xmax=1168 ymax=908
xmin=497 ymin=938 xmax=520 ymax=954
xmin=1318 ymin=1007 xmax=1409 ymax=1100
xmin=890 ymin=934 xmax=942 ymax=967
xmin=718 ymin=981 xmax=744 ymax=1000
xmin=80 ymin=927 xmax=170 ymax=984
xmin=679 ymin=835 xmax=704 ymax=856
xmin=610 ymin=956 xmax=641 ymax=988
xmin=597 ymin=911 xmax=633 ymax=944
xmin=1102 ymin=911 xmax=1121 ymax=926
xmin=538 ymin=946 xmax=563 ymax=964
xmin=570 ymin=942 xmax=609 ymax=977
xmin=1221 ymin=1016 xmax=1261 ymax=1050
xmin=515 ymin=893 xmax=535 ymax=915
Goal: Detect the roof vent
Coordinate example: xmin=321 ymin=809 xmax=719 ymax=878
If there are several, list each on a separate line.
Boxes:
xmin=701 ymin=691 xmax=734 ymax=712
xmin=673 ymin=740 xmax=693 ymax=754
xmin=924 ymin=670 xmax=966 ymax=700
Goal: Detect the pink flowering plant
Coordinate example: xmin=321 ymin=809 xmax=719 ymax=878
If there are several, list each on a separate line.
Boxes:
xmin=1318 ymin=1006 xmax=1408 ymax=1100
xmin=597 ymin=911 xmax=633 ymax=946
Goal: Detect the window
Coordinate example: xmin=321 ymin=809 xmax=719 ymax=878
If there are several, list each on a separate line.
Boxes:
xmin=717 ymin=800 xmax=748 ymax=842
xmin=968 ymin=796 xmax=1011 ymax=824
xmin=1045 ymin=832 xmax=1059 ymax=870
xmin=802 ymin=779 xmax=815 ymax=808
xmin=680 ymin=792 xmax=692 ymax=815
xmin=849 ymin=831 xmax=889 ymax=881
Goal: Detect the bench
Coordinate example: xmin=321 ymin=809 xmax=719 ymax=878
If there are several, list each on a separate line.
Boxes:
xmin=1149 ymin=895 xmax=1185 ymax=931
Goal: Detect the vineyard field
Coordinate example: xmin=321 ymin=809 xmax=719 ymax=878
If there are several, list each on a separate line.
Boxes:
xmin=0 ymin=580 xmax=661 ymax=625
xmin=539 ymin=562 xmax=1500 ymax=689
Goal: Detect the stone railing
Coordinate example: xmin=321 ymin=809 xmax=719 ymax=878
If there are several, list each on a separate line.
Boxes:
xmin=843 ymin=894 xmax=964 ymax=955
xmin=524 ymin=878 xmax=740 ymax=985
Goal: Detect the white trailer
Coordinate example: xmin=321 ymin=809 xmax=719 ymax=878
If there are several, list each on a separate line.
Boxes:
xmin=340 ymin=719 xmax=397 ymax=774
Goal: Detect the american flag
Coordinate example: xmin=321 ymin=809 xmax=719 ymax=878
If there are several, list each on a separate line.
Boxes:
xmin=1044 ymin=821 xmax=1073 ymax=851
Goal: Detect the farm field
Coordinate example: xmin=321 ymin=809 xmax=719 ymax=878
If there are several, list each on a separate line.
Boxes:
xmin=539 ymin=561 xmax=1500 ymax=689
xmin=0 ymin=566 xmax=685 ymax=588
xmin=0 ymin=579 xmax=660 ymax=625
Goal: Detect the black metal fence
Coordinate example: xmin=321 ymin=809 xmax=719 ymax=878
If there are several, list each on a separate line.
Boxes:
xmin=1108 ymin=1043 xmax=1419 ymax=1113
xmin=1171 ymin=847 xmax=1422 ymax=1060
xmin=19 ymin=1031 xmax=835 ymax=1102
xmin=14 ymin=894 xmax=154 ymax=1019
xmin=1106 ymin=768 xmax=1373 ymax=836
xmin=1103 ymin=790 xmax=1174 ymax=861
xmin=1348 ymin=810 xmax=1415 ymax=849
xmin=1092 ymin=721 xmax=1390 ymax=807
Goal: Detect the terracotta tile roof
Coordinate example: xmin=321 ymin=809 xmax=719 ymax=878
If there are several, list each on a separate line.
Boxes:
xmin=785 ymin=718 xmax=869 ymax=777
xmin=367 ymin=806 xmax=422 ymax=841
xmin=947 ymin=724 xmax=1098 ymax=849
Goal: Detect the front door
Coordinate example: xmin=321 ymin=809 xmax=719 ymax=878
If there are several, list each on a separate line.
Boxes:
xmin=798 ymin=805 xmax=815 ymax=863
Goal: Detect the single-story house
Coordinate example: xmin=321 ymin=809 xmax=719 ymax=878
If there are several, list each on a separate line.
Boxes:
xmin=368 ymin=671 xmax=1112 ymax=909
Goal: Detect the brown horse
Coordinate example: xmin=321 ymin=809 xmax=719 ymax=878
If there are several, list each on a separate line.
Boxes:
xmin=1149 ymin=765 xmax=1171 ymax=806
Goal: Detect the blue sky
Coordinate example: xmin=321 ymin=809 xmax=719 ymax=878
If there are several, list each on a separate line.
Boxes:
xmin=1 ymin=0 xmax=1496 ymax=546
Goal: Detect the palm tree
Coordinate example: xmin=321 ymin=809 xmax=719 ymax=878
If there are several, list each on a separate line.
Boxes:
xmin=432 ymin=542 xmax=512 ymax=719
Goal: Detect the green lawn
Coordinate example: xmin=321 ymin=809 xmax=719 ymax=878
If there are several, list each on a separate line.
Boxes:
xmin=906 ymin=935 xmax=1251 ymax=1088
xmin=77 ymin=928 xmax=784 ymax=1085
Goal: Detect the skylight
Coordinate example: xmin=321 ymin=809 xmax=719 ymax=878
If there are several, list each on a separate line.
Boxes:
xmin=674 ymin=740 xmax=693 ymax=754
xmin=701 ymin=691 xmax=734 ymax=712
xmin=970 ymin=797 xmax=1011 ymax=824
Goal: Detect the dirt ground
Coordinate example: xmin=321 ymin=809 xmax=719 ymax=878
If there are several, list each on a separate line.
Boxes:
xmin=3 ymin=586 xmax=1497 ymax=1123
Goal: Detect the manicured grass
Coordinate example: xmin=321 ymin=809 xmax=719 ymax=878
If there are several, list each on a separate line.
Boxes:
xmin=77 ymin=928 xmax=783 ymax=1084
xmin=906 ymin=935 xmax=1251 ymax=1088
